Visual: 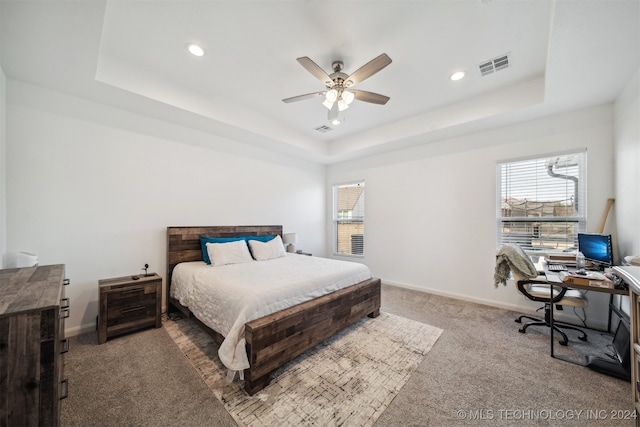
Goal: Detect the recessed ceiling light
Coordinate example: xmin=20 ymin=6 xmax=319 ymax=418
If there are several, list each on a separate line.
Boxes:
xmin=186 ymin=43 xmax=205 ymax=57
xmin=450 ymin=71 xmax=465 ymax=81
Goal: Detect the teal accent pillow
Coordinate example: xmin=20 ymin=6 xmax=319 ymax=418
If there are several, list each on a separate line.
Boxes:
xmin=200 ymin=235 xmax=275 ymax=264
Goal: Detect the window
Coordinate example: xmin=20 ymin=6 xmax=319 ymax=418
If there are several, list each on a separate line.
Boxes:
xmin=333 ymin=181 xmax=365 ymax=256
xmin=497 ymin=151 xmax=586 ymax=253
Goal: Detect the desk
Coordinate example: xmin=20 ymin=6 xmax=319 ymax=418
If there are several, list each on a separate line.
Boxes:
xmin=613 ymin=266 xmax=640 ymax=421
xmin=543 ymin=263 xmax=627 ymax=364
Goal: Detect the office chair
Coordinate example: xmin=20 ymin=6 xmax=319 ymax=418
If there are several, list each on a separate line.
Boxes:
xmin=495 ymin=243 xmax=588 ymax=346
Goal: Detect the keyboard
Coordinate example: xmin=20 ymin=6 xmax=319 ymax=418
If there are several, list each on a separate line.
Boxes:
xmin=547 ymin=263 xmax=567 ymax=272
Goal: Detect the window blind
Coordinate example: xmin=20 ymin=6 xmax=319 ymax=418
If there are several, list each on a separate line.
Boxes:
xmin=497 ymin=152 xmax=587 ymax=253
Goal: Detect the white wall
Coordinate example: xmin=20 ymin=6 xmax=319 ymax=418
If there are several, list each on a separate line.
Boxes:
xmin=614 ymin=67 xmax=640 ymax=258
xmin=327 ymin=105 xmax=616 ymax=329
xmin=6 ymin=80 xmax=326 ymax=335
xmin=5 ymin=72 xmax=636 ymax=336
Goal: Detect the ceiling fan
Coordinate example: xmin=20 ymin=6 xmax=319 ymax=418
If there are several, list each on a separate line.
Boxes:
xmin=282 ymin=53 xmax=392 ymax=125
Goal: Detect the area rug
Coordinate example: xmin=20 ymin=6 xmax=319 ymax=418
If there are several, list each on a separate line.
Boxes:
xmin=164 ymin=312 xmax=443 ymax=427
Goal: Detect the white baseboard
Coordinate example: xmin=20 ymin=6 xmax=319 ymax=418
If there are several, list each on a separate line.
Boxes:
xmin=67 ymin=280 xmax=609 ymax=336
xmin=65 ymin=323 xmax=97 ymax=337
xmin=381 ymin=279 xmax=609 ymax=331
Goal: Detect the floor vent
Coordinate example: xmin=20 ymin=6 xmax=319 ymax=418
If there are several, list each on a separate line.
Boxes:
xmin=478 ymin=53 xmax=510 ymax=76
xmin=314 ymin=125 xmax=333 ymax=133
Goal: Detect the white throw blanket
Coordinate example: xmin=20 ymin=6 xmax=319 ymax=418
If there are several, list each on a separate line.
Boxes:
xmin=494 ymin=244 xmax=538 ymax=287
xmin=171 ymin=254 xmax=372 ymax=372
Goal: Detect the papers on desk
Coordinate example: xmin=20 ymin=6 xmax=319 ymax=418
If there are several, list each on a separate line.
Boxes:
xmin=546 ymin=261 xmax=577 ymax=268
xmin=560 ymin=271 xmax=608 ymax=281
xmin=558 ymin=271 xmax=614 ymax=289
xmin=546 ymin=254 xmax=576 ymax=266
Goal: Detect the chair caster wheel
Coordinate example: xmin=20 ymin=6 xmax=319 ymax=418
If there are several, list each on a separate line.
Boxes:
xmin=515 ymin=319 xmax=522 ymax=323
xmin=518 ymin=328 xmax=525 ymax=333
xmin=560 ymin=340 xmax=568 ymax=346
xmin=579 ymin=336 xmax=588 ymax=342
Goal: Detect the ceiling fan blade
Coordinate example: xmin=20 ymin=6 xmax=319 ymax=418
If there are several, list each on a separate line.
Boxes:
xmin=296 ymin=57 xmax=334 ymax=87
xmin=282 ymin=91 xmax=326 ymax=103
xmin=351 ymin=89 xmax=390 ymax=105
xmin=345 ymin=53 xmax=392 ymax=87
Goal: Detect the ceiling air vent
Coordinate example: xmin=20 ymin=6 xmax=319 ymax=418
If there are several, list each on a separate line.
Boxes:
xmin=314 ymin=125 xmax=333 ymax=133
xmin=478 ymin=53 xmax=510 ymax=76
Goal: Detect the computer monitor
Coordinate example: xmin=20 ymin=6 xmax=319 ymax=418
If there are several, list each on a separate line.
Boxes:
xmin=578 ymin=233 xmax=613 ymax=268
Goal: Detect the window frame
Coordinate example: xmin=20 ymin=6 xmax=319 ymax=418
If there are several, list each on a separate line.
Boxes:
xmin=496 ymin=151 xmax=587 ymax=255
xmin=332 ymin=180 xmax=365 ymax=257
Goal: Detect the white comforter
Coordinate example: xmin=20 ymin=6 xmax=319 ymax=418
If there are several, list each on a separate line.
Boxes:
xmin=170 ymin=254 xmax=372 ymax=371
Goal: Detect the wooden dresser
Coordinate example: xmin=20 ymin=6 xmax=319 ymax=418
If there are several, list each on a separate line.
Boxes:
xmin=98 ymin=273 xmax=162 ymax=344
xmin=0 ymin=264 xmax=70 ymax=427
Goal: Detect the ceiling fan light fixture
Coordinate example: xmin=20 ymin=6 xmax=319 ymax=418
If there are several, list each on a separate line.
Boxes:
xmin=186 ymin=43 xmax=205 ymax=57
xmin=325 ymin=89 xmax=338 ymax=103
xmin=328 ymin=100 xmax=340 ymax=123
xmin=342 ymin=90 xmax=355 ymax=104
xmin=284 ymin=53 xmax=392 ymax=126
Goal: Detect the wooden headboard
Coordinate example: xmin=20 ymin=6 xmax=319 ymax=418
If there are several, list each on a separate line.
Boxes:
xmin=166 ymin=225 xmax=282 ymax=312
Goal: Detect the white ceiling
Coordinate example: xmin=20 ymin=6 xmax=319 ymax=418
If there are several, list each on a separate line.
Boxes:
xmin=1 ymin=0 xmax=638 ymax=164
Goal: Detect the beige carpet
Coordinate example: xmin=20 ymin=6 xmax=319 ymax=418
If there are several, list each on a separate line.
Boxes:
xmin=60 ymin=285 xmax=631 ymax=426
xmin=164 ymin=312 xmax=442 ymax=427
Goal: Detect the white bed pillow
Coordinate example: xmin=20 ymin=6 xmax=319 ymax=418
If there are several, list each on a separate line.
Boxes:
xmin=248 ymin=234 xmax=287 ymax=261
xmin=206 ymin=240 xmax=253 ymax=267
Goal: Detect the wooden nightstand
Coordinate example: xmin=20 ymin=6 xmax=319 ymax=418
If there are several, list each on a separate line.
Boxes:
xmin=98 ymin=273 xmax=162 ymax=344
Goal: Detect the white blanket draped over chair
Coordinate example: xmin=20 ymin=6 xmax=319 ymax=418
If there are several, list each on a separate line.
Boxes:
xmin=494 ymin=243 xmax=538 ymax=287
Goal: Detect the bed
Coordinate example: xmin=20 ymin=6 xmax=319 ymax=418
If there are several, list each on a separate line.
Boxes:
xmin=166 ymin=225 xmax=381 ymax=395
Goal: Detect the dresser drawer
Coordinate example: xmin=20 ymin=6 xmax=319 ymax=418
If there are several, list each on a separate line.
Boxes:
xmin=106 ymin=283 xmax=157 ymax=308
xmin=107 ymin=301 xmax=156 ymax=325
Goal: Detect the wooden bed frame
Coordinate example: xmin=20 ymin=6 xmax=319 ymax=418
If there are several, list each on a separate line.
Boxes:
xmin=166 ymin=225 xmax=381 ymax=395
